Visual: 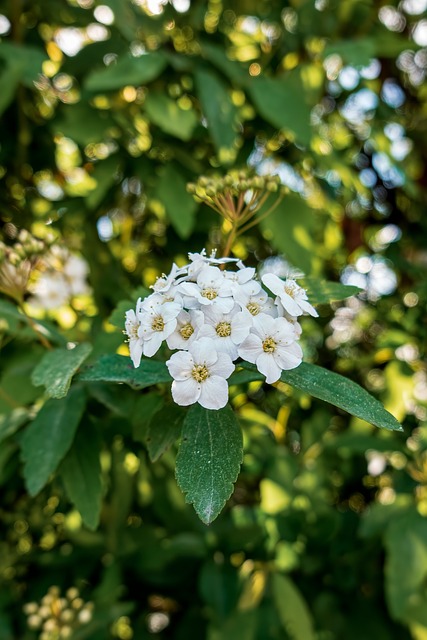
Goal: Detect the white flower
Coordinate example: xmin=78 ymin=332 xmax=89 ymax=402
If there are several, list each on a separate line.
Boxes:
xmin=138 ymin=300 xmax=181 ymax=357
xmin=261 ymin=274 xmax=318 ymax=317
xmin=275 ymin=299 xmax=302 ymax=337
xmin=151 ymin=263 xmax=181 ymax=293
xmin=31 ymin=273 xmax=70 ymax=309
xmin=235 ymin=285 xmax=277 ymax=319
xmin=166 ymin=338 xmax=235 ymax=410
xmin=224 ymin=266 xmax=261 ymax=297
xmin=179 ymin=266 xmax=234 ymax=313
xmin=198 ymin=306 xmax=251 ymax=361
xmin=125 ymin=308 xmax=144 ymax=368
xmin=166 ymin=309 xmax=204 ymax=350
xmin=238 ymin=314 xmax=303 ymax=383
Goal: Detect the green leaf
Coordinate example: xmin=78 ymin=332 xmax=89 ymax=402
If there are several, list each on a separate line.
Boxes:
xmin=155 ymin=164 xmax=197 ymax=238
xmin=85 ymin=52 xmax=167 ymax=92
xmin=144 ymin=92 xmax=198 ymax=141
xmin=0 ymin=60 xmax=22 ymax=116
xmin=0 ymin=408 xmax=29 ymax=444
xmin=176 ymin=404 xmax=243 ymax=524
xmin=20 ymin=386 xmax=87 ymax=496
xmin=32 ymin=343 xmax=93 ymax=399
xmin=302 ymin=277 xmax=362 ymax=304
xmin=248 ymin=72 xmax=312 ymax=145
xmin=261 ymin=193 xmax=318 ymax=274
xmin=79 ymin=354 xmax=171 ymax=389
xmin=241 ymin=362 xmax=402 ymax=432
xmin=0 ymin=43 xmax=47 ymax=86
xmin=272 ymin=573 xmax=316 ymax=640
xmin=132 ymin=393 xmax=164 ymax=444
xmin=60 ymin=421 xmax=103 ymax=530
xmin=385 ymin=508 xmax=427 ymax=627
xmin=85 ymin=156 xmax=120 ymax=210
xmin=146 ymin=404 xmax=185 ymax=462
xmin=54 ymin=104 xmax=116 ymax=146
xmin=195 ymin=68 xmax=238 ymax=162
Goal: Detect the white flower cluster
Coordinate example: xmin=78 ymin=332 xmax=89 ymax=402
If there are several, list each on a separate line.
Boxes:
xmin=125 ymin=250 xmax=318 ymax=410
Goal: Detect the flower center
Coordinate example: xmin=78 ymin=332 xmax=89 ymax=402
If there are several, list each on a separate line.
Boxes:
xmin=179 ymin=323 xmax=194 ymax=340
xmin=247 ymin=302 xmax=260 ymax=316
xmin=191 ymin=364 xmax=210 ymax=383
xmin=284 ymin=281 xmax=297 ymax=298
xmin=216 ymin=321 xmax=232 ymax=337
xmin=262 ymin=337 xmax=276 ymax=353
xmin=201 ymin=288 xmax=217 ymax=300
xmin=151 ymin=315 xmax=165 ymax=332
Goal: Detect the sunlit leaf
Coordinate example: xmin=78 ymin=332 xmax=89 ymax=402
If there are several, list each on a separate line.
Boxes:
xmin=302 ymin=277 xmax=362 ymax=304
xmin=272 ymin=573 xmax=316 ymax=640
xmin=85 ymin=52 xmax=167 ymax=91
xmin=144 ymin=92 xmax=198 ymax=141
xmin=155 ymin=163 xmax=197 ymax=238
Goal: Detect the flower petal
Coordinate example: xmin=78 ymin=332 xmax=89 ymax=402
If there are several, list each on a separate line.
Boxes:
xmin=275 ymin=341 xmax=303 ymax=370
xmin=255 ymin=352 xmax=282 ymax=384
xmin=129 ymin=339 xmax=143 ymax=368
xmin=261 ymin=273 xmax=283 ymax=296
xmin=172 ymin=378 xmax=201 ymax=406
xmin=237 ymin=334 xmax=262 ymax=364
xmin=210 ymin=352 xmax=235 ymax=379
xmin=143 ymin=332 xmax=163 ymax=357
xmin=189 ymin=337 xmax=218 ymax=366
xmin=166 ymin=350 xmax=194 ymax=380
xmin=199 ymin=376 xmax=229 ymax=410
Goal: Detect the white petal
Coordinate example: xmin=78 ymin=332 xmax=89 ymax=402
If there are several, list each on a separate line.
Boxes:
xmin=213 ymin=337 xmax=239 ymax=361
xmin=238 ymin=334 xmax=262 ymax=364
xmin=261 ymin=273 xmax=283 ymax=296
xmin=166 ymin=350 xmax=194 ymax=380
xmin=129 ymin=339 xmax=143 ymax=368
xmin=143 ymin=332 xmax=163 ymax=357
xmin=199 ymin=376 xmax=229 ymax=410
xmin=198 ymin=324 xmax=217 ymax=340
xmin=230 ymin=312 xmax=252 ymax=344
xmin=255 ymin=352 xmax=282 ymax=384
xmin=298 ymin=298 xmax=319 ymax=317
xmin=189 ymin=337 xmax=218 ymax=366
xmin=172 ymin=378 xmax=201 ymax=406
xmin=162 ymin=318 xmax=178 ymax=339
xmin=277 ymin=292 xmax=302 ymax=317
xmin=252 ymin=313 xmax=276 ymax=338
xmin=214 ymin=296 xmax=235 ymax=314
xmin=275 ymin=342 xmax=303 ymax=370
xmin=210 ymin=352 xmax=235 ymax=378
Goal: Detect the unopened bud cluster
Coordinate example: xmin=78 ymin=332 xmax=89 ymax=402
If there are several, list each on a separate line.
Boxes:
xmin=0 ymin=230 xmax=54 ymax=302
xmin=23 ymin=585 xmax=93 ymax=639
xmin=187 ymin=170 xmax=282 ymax=228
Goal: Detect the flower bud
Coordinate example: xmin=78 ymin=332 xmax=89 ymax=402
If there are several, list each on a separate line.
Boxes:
xmin=27 ymin=614 xmax=42 ymax=629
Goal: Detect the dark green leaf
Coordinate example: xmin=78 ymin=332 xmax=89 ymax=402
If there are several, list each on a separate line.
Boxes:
xmin=155 ymin=164 xmax=197 ymax=238
xmin=0 ymin=408 xmax=29 ymax=444
xmin=176 ymin=404 xmax=243 ymax=524
xmin=79 ymin=354 xmax=172 ymax=389
xmin=241 ymin=362 xmax=402 ymax=431
xmin=60 ymin=421 xmax=103 ymax=530
xmin=248 ymin=72 xmax=312 ymax=145
xmin=302 ymin=277 xmax=362 ymax=304
xmin=385 ymin=508 xmax=427 ymax=627
xmin=85 ymin=52 xmax=167 ymax=92
xmin=20 ymin=386 xmax=87 ymax=496
xmin=54 ymin=104 xmax=116 ymax=146
xmin=195 ymin=68 xmax=238 ymax=162
xmin=0 ymin=43 xmax=47 ymax=86
xmin=132 ymin=393 xmax=164 ymax=444
xmin=0 ymin=60 xmax=22 ymax=116
xmin=32 ymin=343 xmax=93 ymax=399
xmin=144 ymin=92 xmax=198 ymax=141
xmin=147 ymin=404 xmax=185 ymax=462
xmin=86 ymin=156 xmax=120 ymax=210
xmin=272 ymin=573 xmax=316 ymax=640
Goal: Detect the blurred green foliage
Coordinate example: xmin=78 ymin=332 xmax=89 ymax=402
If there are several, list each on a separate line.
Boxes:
xmin=0 ymin=0 xmax=427 ymax=638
